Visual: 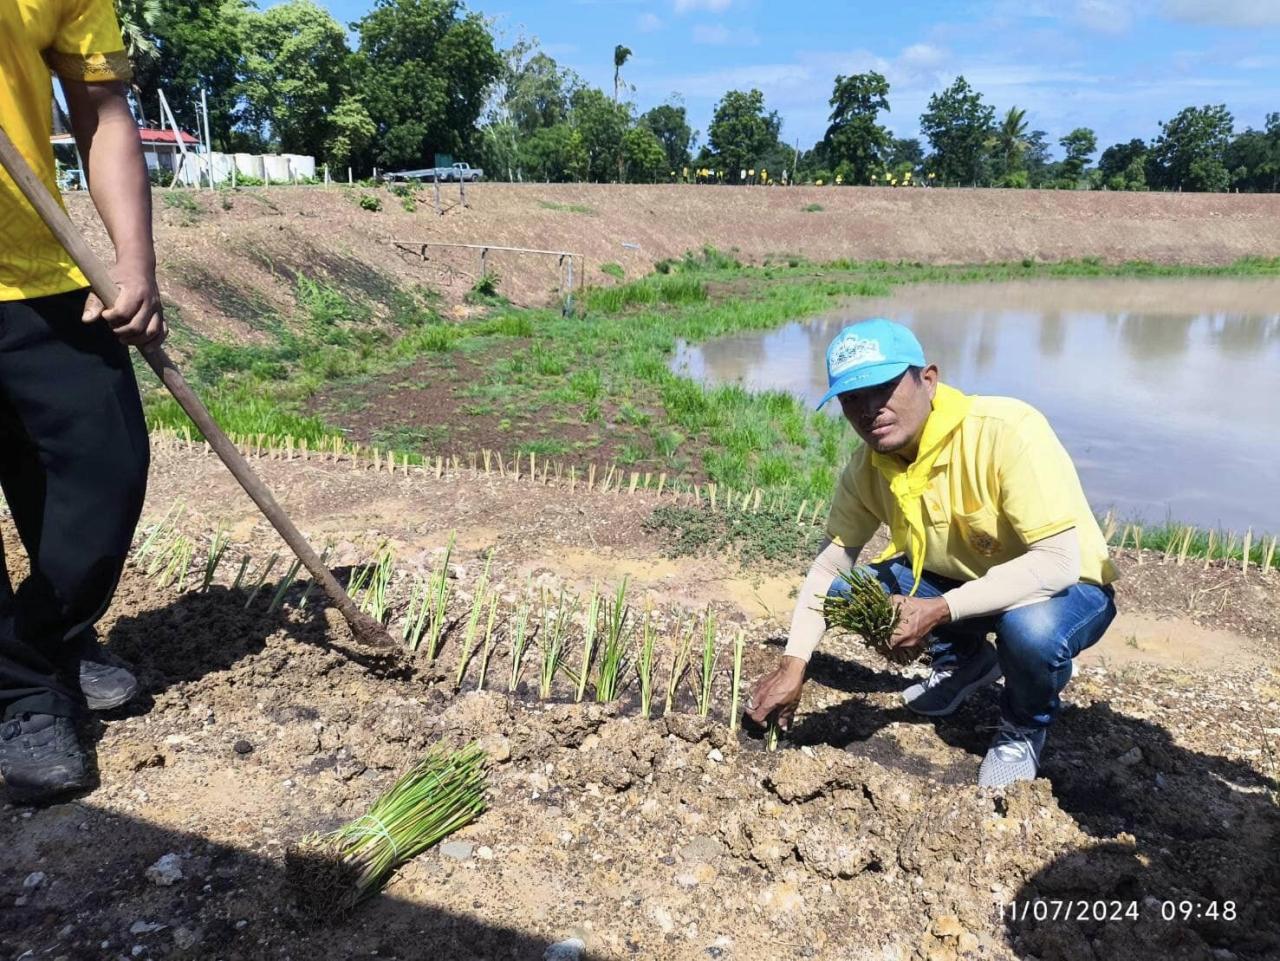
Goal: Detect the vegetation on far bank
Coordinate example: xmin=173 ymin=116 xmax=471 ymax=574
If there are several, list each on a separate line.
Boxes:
xmin=144 ymin=249 xmax=1280 ymax=568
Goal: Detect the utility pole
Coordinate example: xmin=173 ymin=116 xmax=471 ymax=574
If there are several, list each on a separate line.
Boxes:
xmin=200 ymin=88 xmax=213 ymax=189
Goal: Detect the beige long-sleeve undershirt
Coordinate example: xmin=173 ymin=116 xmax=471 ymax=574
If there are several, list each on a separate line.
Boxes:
xmin=782 ymin=528 xmax=1081 ymax=662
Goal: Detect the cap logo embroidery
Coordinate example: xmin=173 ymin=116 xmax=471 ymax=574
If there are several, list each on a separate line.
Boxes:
xmin=830 ymin=334 xmax=884 ymax=376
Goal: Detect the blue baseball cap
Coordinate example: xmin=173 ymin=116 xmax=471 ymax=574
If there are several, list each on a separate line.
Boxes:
xmin=816 ymin=318 xmax=926 ymax=409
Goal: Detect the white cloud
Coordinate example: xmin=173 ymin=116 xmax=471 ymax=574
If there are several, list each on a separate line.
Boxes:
xmin=1072 ymin=0 xmax=1136 ymax=34
xmin=899 ymin=43 xmax=947 ymax=69
xmin=1161 ymin=0 xmax=1280 ymax=26
xmin=637 ymin=12 xmax=664 ymax=31
xmin=692 ymin=23 xmax=759 ymax=46
xmin=674 ymin=0 xmax=732 ymax=12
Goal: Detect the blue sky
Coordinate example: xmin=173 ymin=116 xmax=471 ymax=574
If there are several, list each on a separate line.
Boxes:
xmin=318 ymin=0 xmax=1280 ymax=158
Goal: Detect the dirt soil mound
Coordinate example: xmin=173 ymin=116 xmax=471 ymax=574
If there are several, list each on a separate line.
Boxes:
xmin=3 ymin=440 xmax=1278 ymax=961
xmin=63 ymin=185 xmax=1280 ymax=343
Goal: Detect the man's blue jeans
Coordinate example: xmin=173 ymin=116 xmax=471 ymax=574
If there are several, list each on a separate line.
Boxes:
xmin=829 ymin=558 xmax=1117 ymax=728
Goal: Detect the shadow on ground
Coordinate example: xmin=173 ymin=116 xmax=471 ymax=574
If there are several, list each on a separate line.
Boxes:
xmin=791 ymin=655 xmax=1280 ymax=961
xmin=0 ymin=801 xmax=587 ymax=960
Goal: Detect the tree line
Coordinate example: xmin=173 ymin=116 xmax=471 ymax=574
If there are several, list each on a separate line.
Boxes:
xmin=115 ymin=0 xmax=1280 ymax=191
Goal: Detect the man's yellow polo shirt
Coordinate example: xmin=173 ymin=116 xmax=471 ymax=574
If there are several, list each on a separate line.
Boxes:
xmin=1 ymin=0 xmax=131 ymax=301
xmin=826 ymin=389 xmax=1118 ymax=587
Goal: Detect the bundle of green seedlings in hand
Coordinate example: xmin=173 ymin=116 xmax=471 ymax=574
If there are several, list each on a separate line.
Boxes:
xmin=821 ymin=568 xmax=914 ymax=664
xmin=285 ymin=743 xmax=487 ymax=921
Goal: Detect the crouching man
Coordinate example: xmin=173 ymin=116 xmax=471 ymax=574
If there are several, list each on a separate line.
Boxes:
xmin=746 ymin=319 xmax=1117 ymax=787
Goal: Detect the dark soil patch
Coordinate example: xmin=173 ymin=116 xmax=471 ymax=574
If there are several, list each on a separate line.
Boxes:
xmin=308 ymin=349 xmax=712 ymax=483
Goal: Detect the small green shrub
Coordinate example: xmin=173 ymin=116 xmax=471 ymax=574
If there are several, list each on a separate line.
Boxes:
xmin=643 ymin=504 xmax=824 ymax=567
xmin=359 ymin=193 xmax=382 ymax=212
xmin=470 ymin=272 xmax=500 ymax=299
xmin=599 ymin=262 xmax=625 ymax=280
xmin=802 ymin=203 xmax=824 ymax=213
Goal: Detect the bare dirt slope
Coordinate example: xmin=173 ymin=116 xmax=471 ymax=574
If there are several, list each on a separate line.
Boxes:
xmin=64 ymin=185 xmax=1280 ymax=339
xmin=3 ymin=438 xmax=1277 ymax=961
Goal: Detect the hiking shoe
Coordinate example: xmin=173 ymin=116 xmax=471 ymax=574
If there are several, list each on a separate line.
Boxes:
xmin=0 ymin=713 xmax=91 ymax=803
xmin=978 ymin=719 xmax=1047 ymax=788
xmin=79 ymin=646 xmax=139 ymax=711
xmin=901 ymin=641 xmax=1002 ymax=716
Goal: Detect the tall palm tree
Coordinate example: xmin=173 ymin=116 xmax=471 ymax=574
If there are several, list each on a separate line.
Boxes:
xmin=992 ymin=106 xmax=1029 ymax=180
xmin=612 ymin=44 xmax=632 ymax=103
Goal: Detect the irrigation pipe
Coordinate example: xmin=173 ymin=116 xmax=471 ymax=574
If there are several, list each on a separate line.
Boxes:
xmin=0 ymin=124 xmax=394 ymax=649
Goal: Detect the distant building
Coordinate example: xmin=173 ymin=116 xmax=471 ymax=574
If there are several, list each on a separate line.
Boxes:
xmin=49 ymin=116 xmax=197 ymax=185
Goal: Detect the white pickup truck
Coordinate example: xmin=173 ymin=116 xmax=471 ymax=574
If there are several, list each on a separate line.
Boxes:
xmin=383 ymin=162 xmax=484 ymax=183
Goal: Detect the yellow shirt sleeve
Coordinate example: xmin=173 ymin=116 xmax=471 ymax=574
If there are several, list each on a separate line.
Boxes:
xmin=995 ymin=411 xmax=1081 ymax=546
xmin=825 ymin=454 xmax=882 ymax=549
xmin=47 ymin=0 xmax=132 ymax=82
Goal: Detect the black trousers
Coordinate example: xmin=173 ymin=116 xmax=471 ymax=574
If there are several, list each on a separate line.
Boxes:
xmin=0 ymin=289 xmax=149 ymax=719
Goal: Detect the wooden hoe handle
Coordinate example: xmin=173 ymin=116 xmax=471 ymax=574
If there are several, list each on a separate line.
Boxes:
xmin=0 ymin=124 xmax=392 ymax=648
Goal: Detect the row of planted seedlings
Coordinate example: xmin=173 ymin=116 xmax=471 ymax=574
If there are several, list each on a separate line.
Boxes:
xmin=370 ymin=534 xmax=757 ymax=731
xmin=128 ymin=515 xmax=768 ymax=740
xmin=154 ymin=428 xmax=1280 ymax=575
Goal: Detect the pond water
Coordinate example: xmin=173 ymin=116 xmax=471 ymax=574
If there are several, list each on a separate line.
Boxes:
xmin=672 ymin=278 xmax=1280 ymax=533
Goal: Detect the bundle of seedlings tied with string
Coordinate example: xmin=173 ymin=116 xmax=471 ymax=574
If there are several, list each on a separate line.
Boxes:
xmin=821 ymin=568 xmax=915 ymax=664
xmin=286 ymin=743 xmax=487 ymax=921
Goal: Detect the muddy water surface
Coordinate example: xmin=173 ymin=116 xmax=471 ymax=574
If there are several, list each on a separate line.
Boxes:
xmin=673 ymin=278 xmax=1280 ymax=532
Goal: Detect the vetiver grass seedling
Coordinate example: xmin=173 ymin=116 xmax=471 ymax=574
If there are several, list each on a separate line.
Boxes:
xmin=201 ymin=525 xmax=231 ymax=592
xmin=297 ymin=544 xmax=332 ymax=610
xmin=766 ymin=719 xmax=781 ymax=752
xmin=595 ymin=577 xmax=632 ymax=702
xmin=575 ymin=585 xmax=602 ymax=702
xmin=424 ymin=534 xmax=456 ymax=658
xmin=285 ymin=743 xmax=487 ymax=920
xmin=729 ymin=629 xmax=746 ymax=732
xmin=665 ymin=617 xmax=694 ymax=715
xmin=244 ymin=553 xmax=280 ymax=608
xmin=637 ymin=607 xmax=657 ymax=719
xmin=355 ymin=542 xmax=395 ymax=623
xmin=508 ymin=596 xmax=533 ymax=693
xmin=697 ymin=608 xmax=717 ymax=717
xmin=232 ymin=554 xmax=252 ymax=591
xmin=823 ymin=569 xmax=909 ymax=663
xmin=268 ymin=558 xmax=304 ymax=615
xmin=155 ymin=534 xmax=195 ymax=590
xmin=454 ymin=551 xmax=494 ymax=689
xmin=538 ymin=587 xmax=575 ymax=699
xmin=475 ymin=595 xmax=499 ymax=691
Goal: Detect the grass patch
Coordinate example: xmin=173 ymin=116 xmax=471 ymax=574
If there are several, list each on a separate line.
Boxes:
xmin=599 ymin=262 xmax=625 ymax=280
xmin=538 ymin=200 xmax=595 ymax=215
xmin=643 ymin=504 xmax=824 ymax=567
xmin=802 ymin=203 xmax=824 ymax=213
xmin=583 ymin=275 xmax=708 ymax=312
xmin=162 ymin=192 xmax=200 ymax=219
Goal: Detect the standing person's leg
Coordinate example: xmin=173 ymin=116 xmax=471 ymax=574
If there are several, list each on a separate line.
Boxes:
xmin=0 ymin=290 xmax=150 ymax=802
xmin=827 ymin=558 xmax=1002 ymax=715
xmin=979 ymin=583 xmax=1116 ymax=787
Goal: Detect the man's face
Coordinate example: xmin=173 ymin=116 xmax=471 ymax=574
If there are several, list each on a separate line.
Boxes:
xmin=837 ymin=365 xmax=939 ymax=455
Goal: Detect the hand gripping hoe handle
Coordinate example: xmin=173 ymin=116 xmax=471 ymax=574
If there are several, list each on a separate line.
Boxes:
xmin=0 ymin=125 xmax=392 ymax=648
